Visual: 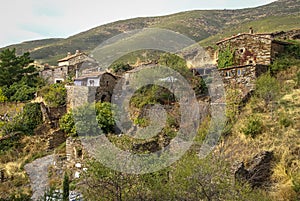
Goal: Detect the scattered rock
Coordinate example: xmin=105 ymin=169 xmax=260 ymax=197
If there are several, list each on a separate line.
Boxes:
xmin=234 ymin=151 xmax=273 ymax=188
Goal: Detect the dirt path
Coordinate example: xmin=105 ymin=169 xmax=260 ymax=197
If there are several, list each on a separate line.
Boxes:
xmin=24 ymin=154 xmax=54 ymax=201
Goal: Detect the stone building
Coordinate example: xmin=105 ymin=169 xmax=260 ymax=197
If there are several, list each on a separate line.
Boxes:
xmin=217 ymin=64 xmax=268 ymax=97
xmin=57 ymin=50 xmax=95 ymax=67
xmin=216 ymin=30 xmax=290 ymax=66
xmin=40 ymin=64 xmax=74 ymax=84
xmin=40 ymin=50 xmax=97 ymax=84
xmin=66 ymin=72 xmax=118 ymax=110
xmin=216 ymin=29 xmax=291 ymax=96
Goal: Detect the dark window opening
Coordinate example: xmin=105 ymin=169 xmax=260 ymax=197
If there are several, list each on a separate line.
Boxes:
xmin=101 ymin=95 xmax=107 ymax=102
xmin=77 ymin=149 xmax=82 ymax=158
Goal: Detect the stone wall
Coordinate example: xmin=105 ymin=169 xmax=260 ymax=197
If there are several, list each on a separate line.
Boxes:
xmin=66 ymin=73 xmax=117 ymax=110
xmin=40 ymin=66 xmax=74 ymax=84
xmin=274 ymin=29 xmax=300 ymax=41
xmin=218 ymin=64 xmax=268 ymax=97
xmin=66 ymin=86 xmax=97 ymax=111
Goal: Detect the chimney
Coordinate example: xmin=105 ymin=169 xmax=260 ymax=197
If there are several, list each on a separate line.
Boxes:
xmin=249 ymin=27 xmax=254 ymax=34
xmin=75 ymin=50 xmax=80 ymax=55
xmin=67 ymin=52 xmax=71 ymax=57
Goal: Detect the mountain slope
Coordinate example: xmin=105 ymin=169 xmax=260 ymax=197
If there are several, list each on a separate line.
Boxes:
xmin=1 ymin=0 xmax=299 ymax=65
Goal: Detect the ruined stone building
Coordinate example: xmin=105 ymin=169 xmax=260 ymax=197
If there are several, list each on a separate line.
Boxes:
xmin=215 ymin=29 xmax=291 ymax=96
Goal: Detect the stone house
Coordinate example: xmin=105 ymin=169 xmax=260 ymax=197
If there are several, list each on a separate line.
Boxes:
xmin=40 ymin=50 xmax=97 ymax=84
xmin=57 ymin=50 xmax=95 ymax=67
xmin=216 ymin=29 xmax=291 ymax=96
xmin=40 ymin=65 xmax=74 ymax=84
xmin=216 ymin=30 xmax=290 ymax=66
xmin=66 ymin=72 xmax=118 ymax=110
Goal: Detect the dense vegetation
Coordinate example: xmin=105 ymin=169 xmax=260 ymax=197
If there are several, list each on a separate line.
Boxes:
xmin=0 ymin=49 xmax=44 ymax=102
xmin=59 ymin=102 xmax=115 ymax=137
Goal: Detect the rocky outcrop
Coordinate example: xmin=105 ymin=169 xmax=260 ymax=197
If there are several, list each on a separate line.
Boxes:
xmin=234 ymin=151 xmax=273 ymax=188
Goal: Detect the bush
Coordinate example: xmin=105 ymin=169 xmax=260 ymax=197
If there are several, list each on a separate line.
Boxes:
xmin=218 ymin=45 xmax=235 ymax=68
xmin=39 ymin=83 xmax=67 ymax=107
xmin=59 ymin=110 xmax=76 ymax=137
xmin=0 ymin=88 xmax=7 ymax=102
xmin=110 ymin=62 xmax=132 ymax=74
xmin=242 ymin=115 xmax=263 ymax=138
xmin=255 ymin=73 xmax=280 ymax=109
xmin=59 ymin=102 xmax=115 ymax=136
xmin=3 ymin=103 xmax=43 ymax=135
xmin=279 ymin=113 xmax=293 ymax=128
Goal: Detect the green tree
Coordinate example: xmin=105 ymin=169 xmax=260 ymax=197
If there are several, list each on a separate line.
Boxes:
xmin=62 ymin=173 xmax=70 ymax=201
xmin=0 ymin=49 xmax=36 ymax=87
xmin=95 ymin=102 xmax=115 ymax=134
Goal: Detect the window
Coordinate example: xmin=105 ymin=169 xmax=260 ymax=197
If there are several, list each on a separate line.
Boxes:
xmin=89 ymin=80 xmax=95 ymax=86
xmin=226 ymin=71 xmax=231 ymax=78
xmin=55 ymin=78 xmax=64 ymax=83
xmin=237 ymin=69 xmax=242 ymax=76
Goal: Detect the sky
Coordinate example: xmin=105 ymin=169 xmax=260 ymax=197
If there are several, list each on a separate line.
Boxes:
xmin=0 ymin=0 xmax=276 ymax=48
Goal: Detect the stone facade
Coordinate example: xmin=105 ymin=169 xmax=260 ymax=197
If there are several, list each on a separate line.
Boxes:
xmin=40 ymin=50 xmax=97 ymax=84
xmin=273 ymin=29 xmax=300 ymax=41
xmin=66 ymin=72 xmax=117 ymax=110
xmin=218 ymin=64 xmax=268 ymax=96
xmin=40 ymin=65 xmax=74 ymax=84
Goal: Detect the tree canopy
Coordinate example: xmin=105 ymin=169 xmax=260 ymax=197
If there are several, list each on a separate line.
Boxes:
xmin=0 ymin=49 xmax=43 ymax=102
xmin=0 ymin=49 xmax=36 ymax=87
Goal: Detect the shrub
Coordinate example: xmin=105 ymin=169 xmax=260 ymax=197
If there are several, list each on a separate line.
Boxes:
xmin=59 ymin=102 xmax=115 ymax=136
xmin=110 ymin=62 xmax=132 ymax=74
xmin=255 ymin=73 xmax=280 ymax=109
xmin=59 ymin=110 xmax=76 ymax=137
xmin=242 ymin=115 xmax=263 ymax=138
xmin=39 ymin=83 xmax=67 ymax=107
xmin=3 ymin=103 xmax=43 ymax=135
xmin=279 ymin=113 xmax=293 ymax=128
xmin=296 ymin=71 xmax=300 ymax=88
xmin=0 ymin=88 xmax=7 ymax=102
xmin=218 ymin=45 xmax=235 ymax=68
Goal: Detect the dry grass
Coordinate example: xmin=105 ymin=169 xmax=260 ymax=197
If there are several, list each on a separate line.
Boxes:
xmin=221 ymin=67 xmax=300 ymax=201
xmin=0 ymin=135 xmax=48 ymax=199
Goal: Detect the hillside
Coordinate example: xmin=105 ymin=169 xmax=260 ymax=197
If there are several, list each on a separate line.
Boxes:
xmin=1 ymin=0 xmax=299 ymax=65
